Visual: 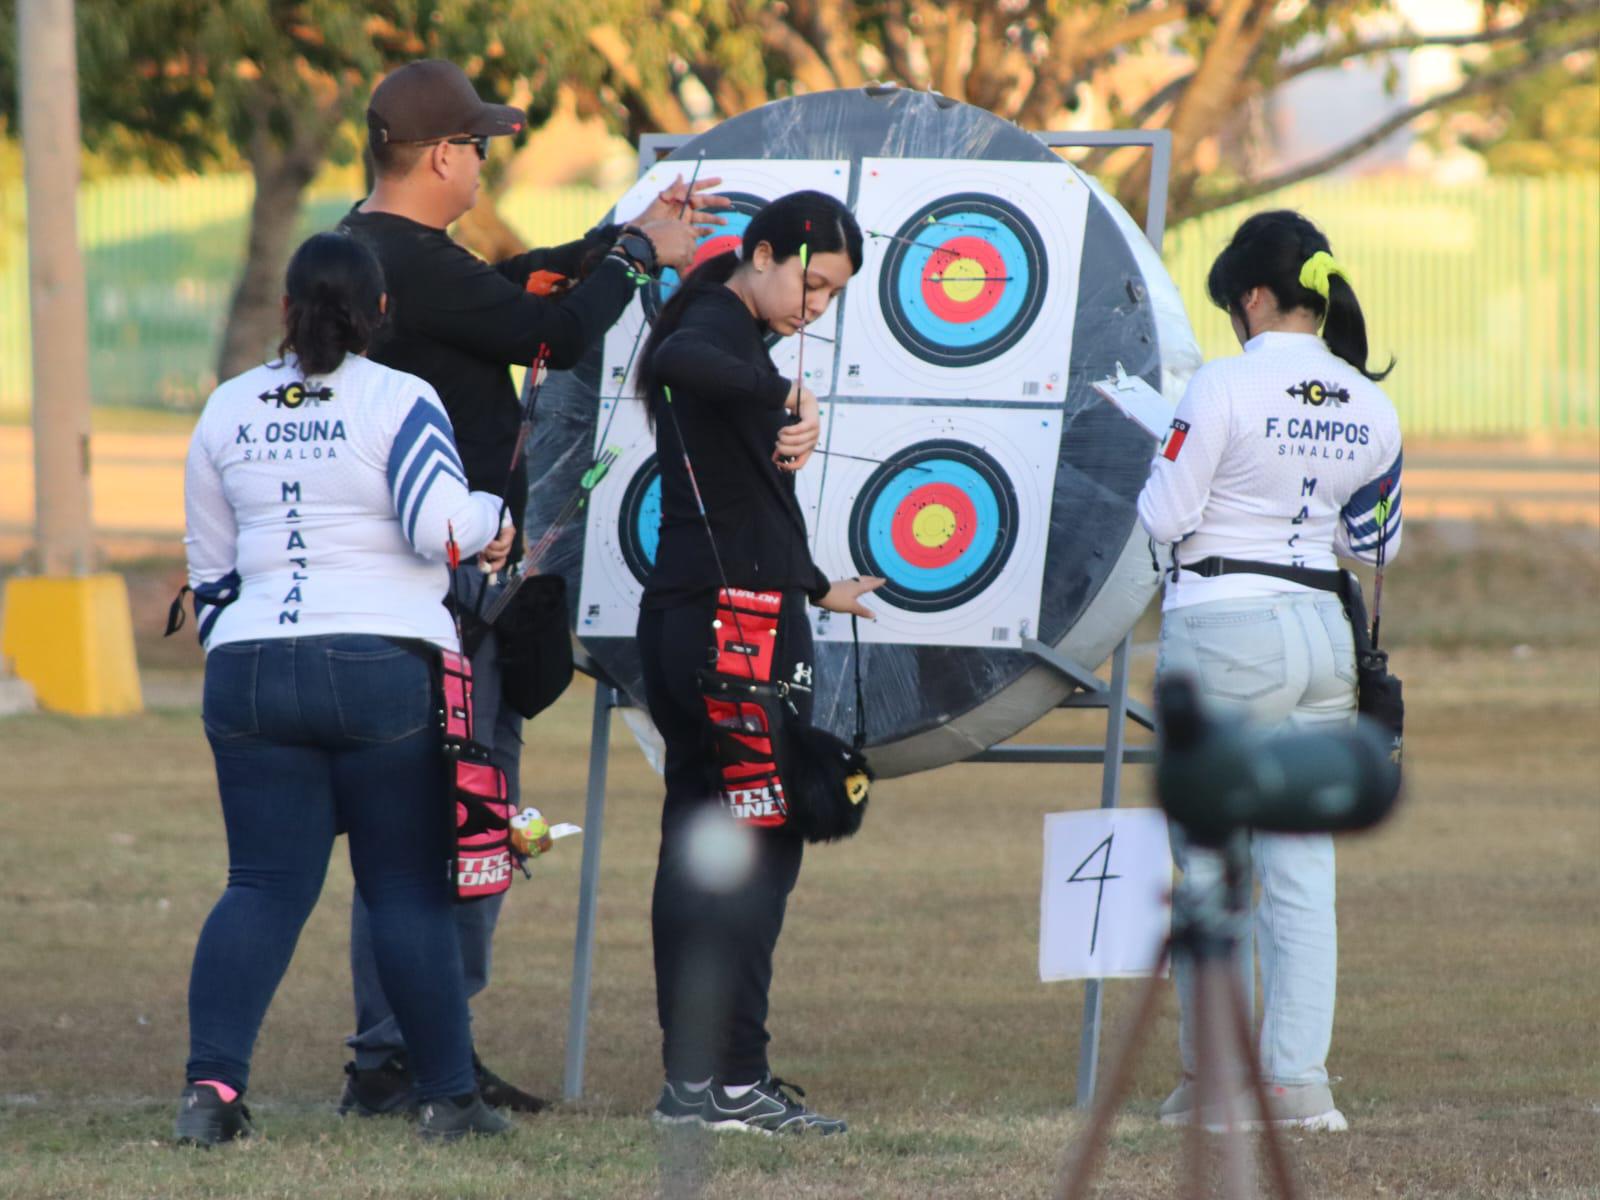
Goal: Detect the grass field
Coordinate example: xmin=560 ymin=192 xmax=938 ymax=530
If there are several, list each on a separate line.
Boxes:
xmin=1 ymin=520 xmax=1597 ymax=1198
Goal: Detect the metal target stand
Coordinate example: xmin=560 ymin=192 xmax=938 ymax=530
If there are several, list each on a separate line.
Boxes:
xmin=559 ymin=124 xmax=1173 ymax=1107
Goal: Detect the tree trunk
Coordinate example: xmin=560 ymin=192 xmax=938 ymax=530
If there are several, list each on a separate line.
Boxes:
xmin=1119 ymin=0 xmax=1275 ymax=223
xmin=588 ymin=23 xmax=692 ymax=134
xmin=215 ymin=118 xmax=330 ymax=382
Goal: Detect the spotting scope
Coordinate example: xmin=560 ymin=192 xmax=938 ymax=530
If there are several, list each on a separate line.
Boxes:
xmin=1155 ymin=675 xmax=1402 ymax=848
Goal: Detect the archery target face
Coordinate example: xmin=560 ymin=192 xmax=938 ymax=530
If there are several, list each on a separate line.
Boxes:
xmin=847 ymin=439 xmax=1020 ymax=612
xmin=878 ymin=194 xmax=1047 ymax=367
xmin=576 ymin=397 xmax=660 ymax=639
xmin=598 ymin=159 xmax=850 ymax=407
xmin=835 ymin=159 xmax=1088 ymax=402
xmin=798 ymin=402 xmax=1061 ymax=648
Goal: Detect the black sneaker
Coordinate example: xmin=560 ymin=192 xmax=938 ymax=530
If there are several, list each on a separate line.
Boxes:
xmin=416 ymin=1091 xmax=514 ymax=1142
xmin=650 ymin=1080 xmax=709 ymax=1127
xmin=703 ymin=1075 xmax=847 ymax=1136
xmin=174 ymin=1082 xmax=254 ymax=1146
xmin=473 ymin=1052 xmax=550 ymax=1114
xmin=338 ymin=1054 xmax=416 ymax=1116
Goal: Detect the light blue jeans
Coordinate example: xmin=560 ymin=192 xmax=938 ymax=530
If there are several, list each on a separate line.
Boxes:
xmin=1158 ymin=590 xmax=1357 ymax=1086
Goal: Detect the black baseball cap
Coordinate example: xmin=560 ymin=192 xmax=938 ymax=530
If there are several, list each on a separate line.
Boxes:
xmin=367 ymin=59 xmax=526 ymax=145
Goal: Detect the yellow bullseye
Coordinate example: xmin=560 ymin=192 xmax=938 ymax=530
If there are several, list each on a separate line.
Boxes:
xmin=912 ymin=503 xmax=958 ymax=548
xmin=938 ymin=257 xmax=987 ymax=303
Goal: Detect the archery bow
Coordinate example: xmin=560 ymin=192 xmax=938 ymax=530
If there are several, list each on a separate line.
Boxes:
xmin=479 ymin=446 xmax=622 ymax=627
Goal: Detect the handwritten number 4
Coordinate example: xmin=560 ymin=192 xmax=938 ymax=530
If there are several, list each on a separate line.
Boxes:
xmin=1066 ymin=833 xmax=1121 ymax=956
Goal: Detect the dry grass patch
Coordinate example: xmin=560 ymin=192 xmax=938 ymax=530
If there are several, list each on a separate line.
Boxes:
xmin=1 ymin=521 xmax=1596 ymax=1197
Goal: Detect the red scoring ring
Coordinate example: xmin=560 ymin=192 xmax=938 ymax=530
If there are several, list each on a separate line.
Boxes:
xmin=888 ymin=482 xmax=979 ymax=569
xmin=689 ymin=233 xmax=741 ymax=274
xmin=919 ymin=235 xmax=1007 ymax=324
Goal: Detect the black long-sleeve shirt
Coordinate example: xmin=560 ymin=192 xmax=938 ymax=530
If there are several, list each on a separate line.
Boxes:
xmin=642 ymin=285 xmax=830 ymax=610
xmin=339 ymin=206 xmax=636 ymax=541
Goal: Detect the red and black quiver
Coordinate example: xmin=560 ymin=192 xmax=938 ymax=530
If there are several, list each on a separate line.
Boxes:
xmin=439 ymin=649 xmax=515 ymax=900
xmin=697 ymin=588 xmax=871 ymax=843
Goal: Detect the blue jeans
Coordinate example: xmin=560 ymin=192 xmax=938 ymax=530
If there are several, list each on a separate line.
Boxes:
xmin=1158 ymin=592 xmax=1357 ymax=1087
xmin=185 ymin=635 xmax=474 ymax=1101
xmin=346 ymin=570 xmax=523 ymax=1070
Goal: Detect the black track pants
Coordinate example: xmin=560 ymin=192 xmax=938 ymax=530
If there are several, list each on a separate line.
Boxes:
xmin=638 ymin=592 xmax=809 ymax=1084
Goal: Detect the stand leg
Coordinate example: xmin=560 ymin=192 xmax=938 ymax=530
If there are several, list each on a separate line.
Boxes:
xmin=563 ymin=683 xmax=615 ymax=1101
xmin=1074 ymin=634 xmax=1134 ymax=1109
xmin=1058 ymin=940 xmax=1171 ymax=1200
xmin=1075 ymin=980 xmax=1103 ymax=1110
xmin=1099 ymin=635 xmax=1132 ymax=812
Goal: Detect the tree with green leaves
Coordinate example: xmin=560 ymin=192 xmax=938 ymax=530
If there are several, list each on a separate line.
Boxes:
xmin=565 ymin=0 xmax=1598 ymax=222
xmin=3 ymin=1 xmax=1595 ymax=391
xmin=1 ymin=1 xmax=567 ymax=380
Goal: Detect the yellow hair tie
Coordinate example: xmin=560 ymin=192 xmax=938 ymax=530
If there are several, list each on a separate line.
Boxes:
xmin=1299 ymin=251 xmax=1348 ymax=300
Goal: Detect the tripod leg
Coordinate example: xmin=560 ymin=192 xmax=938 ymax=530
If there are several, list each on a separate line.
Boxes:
xmin=1194 ymin=959 xmax=1260 ymax=1200
xmin=1184 ymin=947 xmax=1213 ymax=1200
xmin=1224 ymin=963 xmax=1301 ymax=1200
xmin=1057 ymin=939 xmax=1172 ymax=1200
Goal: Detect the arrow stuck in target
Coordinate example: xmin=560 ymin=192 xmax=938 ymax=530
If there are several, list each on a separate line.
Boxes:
xmin=865 ymin=229 xmax=964 ymax=257
xmin=811 ymin=448 xmax=933 ymax=472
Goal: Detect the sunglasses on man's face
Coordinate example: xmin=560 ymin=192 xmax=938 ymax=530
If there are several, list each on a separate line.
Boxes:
xmin=445 ymin=135 xmax=489 ymax=161
xmin=399 ymin=134 xmax=489 ymax=160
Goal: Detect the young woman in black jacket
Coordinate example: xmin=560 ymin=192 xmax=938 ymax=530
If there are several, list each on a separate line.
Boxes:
xmin=636 ymin=190 xmax=881 ymax=1135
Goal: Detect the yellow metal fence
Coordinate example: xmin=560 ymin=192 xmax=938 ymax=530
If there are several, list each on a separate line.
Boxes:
xmin=1167 ymin=175 xmax=1599 ymax=436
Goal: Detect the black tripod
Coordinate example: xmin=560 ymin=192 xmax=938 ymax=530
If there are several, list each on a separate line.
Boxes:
xmin=1059 ymin=831 xmax=1301 ymax=1200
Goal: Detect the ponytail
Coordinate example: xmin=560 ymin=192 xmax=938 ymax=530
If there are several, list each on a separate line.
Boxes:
xmin=634 ymin=189 xmax=864 ymax=414
xmin=278 ymin=232 xmax=387 ymax=379
xmin=635 ymin=250 xmax=741 ymax=407
xmin=1322 ymin=272 xmax=1390 ymax=382
xmin=1207 ymin=210 xmax=1392 ymax=382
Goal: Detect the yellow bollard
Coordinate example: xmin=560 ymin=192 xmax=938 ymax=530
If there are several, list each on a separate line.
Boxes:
xmin=0 ymin=574 xmax=143 ymax=716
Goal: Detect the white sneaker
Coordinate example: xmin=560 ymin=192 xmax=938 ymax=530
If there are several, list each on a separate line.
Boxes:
xmin=1158 ymin=1076 xmax=1197 ymax=1126
xmin=1159 ymin=1075 xmax=1251 ymax=1127
xmin=1163 ymin=1077 xmax=1347 ymax=1133
xmin=1242 ymin=1082 xmax=1347 ymax=1133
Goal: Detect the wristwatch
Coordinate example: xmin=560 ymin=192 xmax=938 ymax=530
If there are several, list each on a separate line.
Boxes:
xmin=612 ymin=226 xmax=658 ymax=276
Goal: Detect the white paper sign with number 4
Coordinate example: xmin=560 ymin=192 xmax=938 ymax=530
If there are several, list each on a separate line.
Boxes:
xmin=1040 ymin=808 xmax=1172 ymax=982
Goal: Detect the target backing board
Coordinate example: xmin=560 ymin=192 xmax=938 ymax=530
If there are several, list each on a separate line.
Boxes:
xmin=835 ymin=158 xmax=1089 ymax=402
xmin=575 ymin=395 xmax=658 ymax=639
xmin=526 ymin=88 xmax=1197 ymax=776
xmin=597 ymin=158 xmax=852 ymax=408
xmin=798 ymin=401 xmax=1061 ymax=648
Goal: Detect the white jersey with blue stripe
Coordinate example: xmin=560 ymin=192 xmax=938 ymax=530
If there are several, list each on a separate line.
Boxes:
xmin=1136 ymin=330 xmax=1403 ymax=611
xmin=184 ymin=354 xmax=503 ymax=651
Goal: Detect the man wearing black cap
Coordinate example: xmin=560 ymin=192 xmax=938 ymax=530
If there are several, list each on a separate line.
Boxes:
xmin=336 ymin=59 xmax=722 ymax=1118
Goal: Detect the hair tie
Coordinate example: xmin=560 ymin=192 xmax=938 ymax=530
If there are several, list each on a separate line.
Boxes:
xmin=1299 ymin=251 xmax=1348 ymax=300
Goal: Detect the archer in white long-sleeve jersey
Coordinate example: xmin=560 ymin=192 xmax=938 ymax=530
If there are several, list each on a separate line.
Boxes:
xmin=1138 ymin=330 xmax=1403 ymax=607
xmin=184 ymin=352 xmax=504 ymax=652
xmin=1136 ymin=210 xmax=1402 ymax=1138
xmin=174 ymin=232 xmax=516 ymax=1146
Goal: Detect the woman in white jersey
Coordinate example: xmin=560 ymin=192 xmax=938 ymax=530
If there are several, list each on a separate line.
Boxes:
xmin=1137 ymin=210 xmax=1403 ymax=1133
xmin=175 ymin=232 xmax=515 ymax=1144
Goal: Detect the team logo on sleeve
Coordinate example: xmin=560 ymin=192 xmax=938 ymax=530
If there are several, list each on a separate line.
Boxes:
xmin=1287 ymin=380 xmax=1349 ymax=407
xmin=259 ymin=382 xmax=335 ymax=409
xmin=1160 ymin=419 xmax=1190 ymax=461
